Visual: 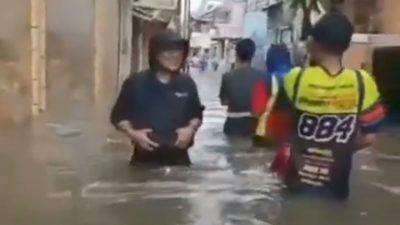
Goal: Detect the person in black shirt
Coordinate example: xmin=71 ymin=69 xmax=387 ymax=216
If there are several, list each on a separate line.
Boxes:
xmin=110 ymin=30 xmax=204 ymax=166
xmin=219 ymin=39 xmax=264 ymax=137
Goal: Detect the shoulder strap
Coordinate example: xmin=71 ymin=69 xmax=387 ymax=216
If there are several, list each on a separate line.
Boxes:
xmin=355 ymin=70 xmax=365 ymax=114
xmin=292 ymin=68 xmax=305 ymax=103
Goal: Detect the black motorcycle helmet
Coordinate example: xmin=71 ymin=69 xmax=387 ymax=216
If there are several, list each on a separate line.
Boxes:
xmin=148 ymin=30 xmax=189 ymax=73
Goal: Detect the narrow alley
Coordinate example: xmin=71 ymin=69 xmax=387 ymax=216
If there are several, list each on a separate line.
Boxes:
xmin=1 ymin=67 xmax=400 ymax=225
xmin=1 ymin=0 xmax=400 ymax=224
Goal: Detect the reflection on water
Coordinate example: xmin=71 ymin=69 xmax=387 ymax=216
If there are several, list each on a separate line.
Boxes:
xmin=0 ymin=68 xmax=400 ymax=225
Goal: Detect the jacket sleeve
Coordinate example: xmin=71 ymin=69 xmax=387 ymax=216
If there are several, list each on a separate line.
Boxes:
xmin=110 ymin=78 xmax=136 ymax=128
xmin=252 ymin=78 xmax=270 ymax=117
xmin=359 ymin=70 xmax=385 ymax=134
xmin=187 ymin=78 xmax=204 ymax=121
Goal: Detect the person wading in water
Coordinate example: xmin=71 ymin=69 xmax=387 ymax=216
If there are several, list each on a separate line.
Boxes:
xmin=219 ymin=39 xmax=264 ymax=137
xmin=110 ymin=30 xmax=204 ymax=166
xmin=272 ymin=13 xmax=385 ymax=199
xmin=252 ymin=44 xmax=294 ymax=146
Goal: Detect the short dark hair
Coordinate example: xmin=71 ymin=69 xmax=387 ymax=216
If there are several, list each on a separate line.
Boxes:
xmin=310 ymin=12 xmax=354 ymax=55
xmin=236 ymin=38 xmax=256 ymax=62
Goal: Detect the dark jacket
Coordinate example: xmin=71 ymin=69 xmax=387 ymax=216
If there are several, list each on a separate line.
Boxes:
xmin=110 ymin=31 xmax=203 ymax=164
xmin=110 ymin=70 xmax=203 ymax=139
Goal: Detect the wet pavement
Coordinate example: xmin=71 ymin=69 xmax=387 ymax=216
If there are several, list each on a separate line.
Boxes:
xmin=1 ymin=68 xmax=400 ymax=225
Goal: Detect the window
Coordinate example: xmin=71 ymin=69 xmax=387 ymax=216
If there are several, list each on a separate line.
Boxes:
xmin=214 ymin=8 xmax=231 ymax=23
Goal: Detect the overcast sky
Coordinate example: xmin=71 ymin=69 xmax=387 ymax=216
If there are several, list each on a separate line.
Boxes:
xmin=190 ymin=0 xmax=202 ymax=12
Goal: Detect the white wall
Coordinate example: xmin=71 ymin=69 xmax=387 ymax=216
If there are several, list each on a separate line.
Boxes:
xmin=215 ymin=1 xmax=246 ymax=38
xmin=244 ymin=11 xmax=268 ymax=70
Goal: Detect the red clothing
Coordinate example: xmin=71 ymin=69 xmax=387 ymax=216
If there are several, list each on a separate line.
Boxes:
xmin=252 ymin=80 xmax=291 ymax=142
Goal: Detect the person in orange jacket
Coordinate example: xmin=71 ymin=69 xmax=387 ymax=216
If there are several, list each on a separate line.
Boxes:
xmin=252 ymin=44 xmax=293 ymax=146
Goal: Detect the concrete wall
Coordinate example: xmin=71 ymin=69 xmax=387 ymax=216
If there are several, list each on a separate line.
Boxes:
xmin=343 ymin=34 xmax=400 ymax=71
xmin=0 ymin=0 xmax=32 ymax=125
xmin=141 ymin=21 xmax=166 ymax=69
xmin=382 ymin=0 xmax=400 ymax=34
xmin=343 ymin=42 xmax=369 ymax=70
xmin=244 ymin=11 xmax=268 ymax=70
xmin=336 ymin=0 xmax=400 ymax=34
xmin=93 ymin=0 xmax=120 ymax=103
xmin=0 ymin=0 xmax=122 ymax=124
xmin=1 ymin=0 xmax=178 ymax=123
xmin=46 ymin=0 xmax=120 ymax=117
xmin=130 ymin=19 xmax=166 ymax=73
xmin=214 ymin=1 xmax=246 ymax=39
xmin=46 ymin=0 xmax=94 ymax=115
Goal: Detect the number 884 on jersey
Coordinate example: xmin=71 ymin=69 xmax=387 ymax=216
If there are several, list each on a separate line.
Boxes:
xmin=298 ymin=113 xmax=356 ymax=144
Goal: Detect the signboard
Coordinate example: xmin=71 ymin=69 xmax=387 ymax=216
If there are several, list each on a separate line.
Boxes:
xmin=132 ymin=0 xmax=178 ymax=10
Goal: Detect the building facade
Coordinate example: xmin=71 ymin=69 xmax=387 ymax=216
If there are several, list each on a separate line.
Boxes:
xmin=332 ymin=0 xmax=400 ymax=34
xmin=0 ymin=1 xmax=32 ymax=124
xmin=0 ymin=0 xmax=187 ymax=124
xmin=330 ymin=0 xmax=400 ymax=70
xmin=191 ymin=0 xmax=246 ymax=69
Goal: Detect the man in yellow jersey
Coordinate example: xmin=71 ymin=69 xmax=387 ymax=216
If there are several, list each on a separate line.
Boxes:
xmin=276 ymin=13 xmax=385 ymax=199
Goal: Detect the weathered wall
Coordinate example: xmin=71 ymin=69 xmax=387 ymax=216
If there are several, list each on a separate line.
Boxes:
xmin=244 ymin=11 xmax=268 ymax=70
xmin=93 ymin=0 xmax=120 ymax=104
xmin=0 ymin=0 xmax=151 ymax=123
xmin=382 ymin=0 xmax=400 ymax=34
xmin=0 ymin=0 xmax=31 ymax=125
xmin=215 ymin=1 xmax=246 ymax=39
xmin=343 ymin=42 xmax=369 ymax=70
xmin=0 ymin=1 xmax=48 ymax=213
xmin=336 ymin=0 xmax=400 ymax=34
xmin=46 ymin=0 xmax=120 ymax=117
xmin=130 ymin=19 xmax=166 ymax=73
xmin=46 ymin=0 xmax=94 ymax=116
xmin=142 ymin=21 xmax=166 ymax=69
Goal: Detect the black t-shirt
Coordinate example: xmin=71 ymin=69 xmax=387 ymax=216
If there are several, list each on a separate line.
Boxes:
xmin=219 ymin=67 xmax=264 ymax=113
xmin=110 ymin=70 xmax=203 ymax=146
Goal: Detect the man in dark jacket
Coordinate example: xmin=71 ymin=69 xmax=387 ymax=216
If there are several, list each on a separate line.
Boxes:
xmin=110 ymin=30 xmax=203 ymax=166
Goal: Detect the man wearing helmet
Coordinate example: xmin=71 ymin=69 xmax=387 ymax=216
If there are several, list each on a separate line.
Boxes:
xmin=110 ymin=30 xmax=204 ymax=166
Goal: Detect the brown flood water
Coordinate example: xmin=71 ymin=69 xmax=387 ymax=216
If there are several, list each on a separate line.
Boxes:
xmin=0 ymin=68 xmax=399 ymax=225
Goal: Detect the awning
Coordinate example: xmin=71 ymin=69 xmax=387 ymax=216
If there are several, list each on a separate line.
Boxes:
xmin=132 ymin=0 xmax=178 ymax=11
xmin=132 ymin=7 xmax=176 ymax=23
xmin=131 ymin=0 xmax=178 ymax=23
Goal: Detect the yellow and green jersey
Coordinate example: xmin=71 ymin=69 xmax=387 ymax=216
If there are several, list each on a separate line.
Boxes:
xmin=285 ymin=67 xmax=384 ymax=133
xmin=282 ymin=66 xmax=384 ymax=198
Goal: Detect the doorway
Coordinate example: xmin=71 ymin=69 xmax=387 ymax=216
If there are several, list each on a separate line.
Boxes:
xmin=372 ymin=46 xmax=400 ymax=124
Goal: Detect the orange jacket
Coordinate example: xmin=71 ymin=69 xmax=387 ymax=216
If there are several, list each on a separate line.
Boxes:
xmin=252 ymin=79 xmax=291 ymax=142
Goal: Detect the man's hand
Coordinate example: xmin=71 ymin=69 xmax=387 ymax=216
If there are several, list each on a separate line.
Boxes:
xmin=175 ymin=126 xmax=196 ymax=149
xmin=129 ymin=129 xmax=159 ymax=151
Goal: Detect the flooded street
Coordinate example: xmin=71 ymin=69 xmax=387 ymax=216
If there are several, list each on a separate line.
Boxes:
xmin=1 ymin=68 xmax=400 ymax=225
